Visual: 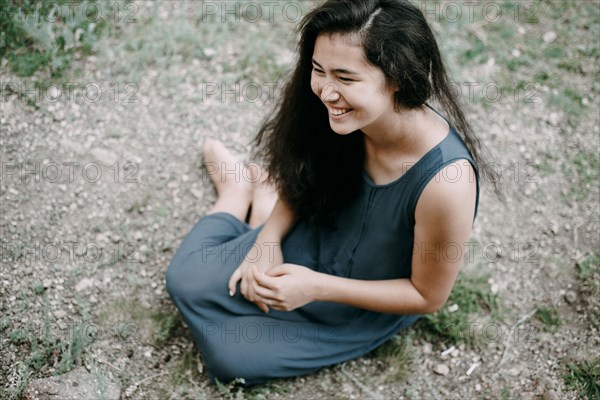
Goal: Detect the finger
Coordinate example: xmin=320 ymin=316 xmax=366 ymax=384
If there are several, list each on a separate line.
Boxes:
xmin=248 ymin=265 xmax=262 ymax=299
xmin=254 ymin=268 xmax=279 ymax=290
xmin=256 ymin=301 xmax=269 ymax=314
xmin=269 ymin=303 xmax=285 ymax=311
xmin=241 ymin=272 xmax=249 ymax=299
xmin=228 ymin=267 xmax=242 ymax=296
xmin=253 ymin=282 xmax=278 ymax=301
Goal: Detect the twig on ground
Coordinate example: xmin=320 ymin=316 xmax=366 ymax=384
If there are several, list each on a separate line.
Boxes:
xmin=124 ymin=371 xmax=169 ymax=397
xmin=340 ymin=363 xmax=383 ymax=400
xmin=499 ymin=308 xmax=537 ymax=367
xmin=97 ymin=359 xmax=124 ymax=374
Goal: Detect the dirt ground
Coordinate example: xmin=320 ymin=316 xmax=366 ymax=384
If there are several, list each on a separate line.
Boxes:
xmin=1 ymin=1 xmax=598 ymax=399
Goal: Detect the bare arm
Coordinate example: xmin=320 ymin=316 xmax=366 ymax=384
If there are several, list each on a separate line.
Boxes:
xmin=315 ymin=161 xmax=477 ymax=314
xmin=257 ymin=197 xmax=299 ymax=241
xmin=309 ymin=160 xmax=478 ymax=314
xmin=229 ymin=196 xmax=299 ymax=310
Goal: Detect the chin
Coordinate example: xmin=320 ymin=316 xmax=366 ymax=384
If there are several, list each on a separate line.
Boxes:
xmin=330 ymin=124 xmax=355 ymax=135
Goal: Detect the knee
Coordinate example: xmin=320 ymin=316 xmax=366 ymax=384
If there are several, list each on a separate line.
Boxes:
xmin=166 ymin=255 xmax=204 ymax=301
xmin=165 ymin=260 xmax=184 ymax=300
xmin=204 ymin=349 xmax=269 ymax=387
xmin=165 ymin=254 xmax=225 ymax=304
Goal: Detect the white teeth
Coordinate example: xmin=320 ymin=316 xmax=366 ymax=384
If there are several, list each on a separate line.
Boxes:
xmin=330 ymin=108 xmax=351 ymax=116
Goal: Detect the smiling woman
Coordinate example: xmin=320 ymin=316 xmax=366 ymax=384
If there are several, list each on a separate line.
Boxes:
xmin=310 ymin=33 xmax=400 ymax=135
xmin=166 ymin=0 xmax=498 ymax=387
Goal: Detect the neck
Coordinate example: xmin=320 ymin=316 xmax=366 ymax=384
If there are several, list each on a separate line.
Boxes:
xmin=361 ymin=106 xmax=427 ymax=159
xmin=361 ymin=105 xmax=450 ymax=180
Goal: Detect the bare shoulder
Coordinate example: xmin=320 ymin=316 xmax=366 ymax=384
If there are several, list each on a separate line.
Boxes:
xmin=415 ymin=160 xmax=477 ymax=238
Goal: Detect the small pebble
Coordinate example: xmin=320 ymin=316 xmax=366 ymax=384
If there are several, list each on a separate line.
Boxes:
xmin=75 ymin=278 xmax=94 ymax=292
xmin=543 ymin=390 xmax=559 ymax=400
xmin=548 ymin=113 xmax=560 ymax=126
xmin=441 ymin=346 xmax=456 ymax=357
xmin=564 ymin=290 xmax=577 ymax=304
xmin=433 ymin=364 xmax=450 ymax=376
xmin=422 ymin=343 xmax=432 ymax=354
xmin=543 ymin=31 xmax=557 ymax=43
xmin=541 ymin=377 xmax=556 ymax=390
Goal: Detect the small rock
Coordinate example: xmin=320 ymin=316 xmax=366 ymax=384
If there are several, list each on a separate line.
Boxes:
xmin=433 ymin=364 xmax=450 ymax=376
xmin=490 ymin=283 xmax=499 ymax=294
xmin=90 ymin=147 xmax=118 ymax=166
xmin=22 ymin=367 xmax=120 ymax=400
xmin=422 ymin=342 xmax=432 ymax=354
xmin=543 ymin=390 xmax=559 ymax=400
xmin=548 ymin=113 xmax=560 ymax=126
xmin=543 ymin=31 xmax=557 ymax=43
xmin=509 ymin=367 xmax=520 ymax=377
xmin=75 ymin=278 xmax=94 ymax=292
xmin=75 ymin=245 xmax=86 ymax=257
xmin=564 ymin=290 xmax=577 ymax=304
xmin=540 ymin=376 xmax=556 ymax=390
xmin=190 ymin=188 xmax=203 ymax=199
xmin=53 ymin=310 xmax=67 ymax=319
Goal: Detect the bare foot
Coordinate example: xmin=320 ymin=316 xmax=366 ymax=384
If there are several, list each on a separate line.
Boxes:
xmin=203 ymin=138 xmax=253 ymax=221
xmin=247 ymin=162 xmax=279 ymax=228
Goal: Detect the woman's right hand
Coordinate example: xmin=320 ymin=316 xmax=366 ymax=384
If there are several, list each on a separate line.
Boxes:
xmin=228 ymin=238 xmax=284 ymax=313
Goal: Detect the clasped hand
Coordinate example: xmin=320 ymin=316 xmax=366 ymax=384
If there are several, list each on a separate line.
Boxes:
xmin=228 ymin=258 xmax=319 ymax=313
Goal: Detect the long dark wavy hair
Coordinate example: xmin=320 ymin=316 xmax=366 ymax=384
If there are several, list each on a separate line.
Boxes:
xmin=253 ymin=0 xmax=503 ymax=228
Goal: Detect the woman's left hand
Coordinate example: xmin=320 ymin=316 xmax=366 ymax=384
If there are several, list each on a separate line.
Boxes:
xmin=252 ymin=263 xmax=320 ymax=311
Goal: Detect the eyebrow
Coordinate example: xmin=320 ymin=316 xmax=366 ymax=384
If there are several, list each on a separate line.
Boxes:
xmin=312 ymin=59 xmax=359 ymax=75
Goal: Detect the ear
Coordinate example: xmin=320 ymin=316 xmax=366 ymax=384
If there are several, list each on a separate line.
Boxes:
xmin=388 ymin=82 xmax=400 ymax=94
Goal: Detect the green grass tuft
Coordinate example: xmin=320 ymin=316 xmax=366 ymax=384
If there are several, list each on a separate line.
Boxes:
xmin=415 ymin=271 xmax=500 ymax=346
xmin=563 ymin=357 xmax=600 ymax=399
xmin=152 ymin=310 xmax=180 ymax=344
xmin=534 ymin=305 xmax=561 ymax=332
xmin=368 ymin=333 xmax=413 ymax=382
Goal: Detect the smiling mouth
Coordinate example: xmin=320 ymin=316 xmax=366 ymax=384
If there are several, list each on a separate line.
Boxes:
xmin=328 ymin=107 xmax=353 ymax=116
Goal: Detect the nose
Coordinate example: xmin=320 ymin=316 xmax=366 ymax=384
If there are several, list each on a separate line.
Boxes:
xmin=319 ymin=82 xmax=340 ymax=103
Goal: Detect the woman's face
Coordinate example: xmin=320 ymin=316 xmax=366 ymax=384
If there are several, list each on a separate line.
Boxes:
xmin=310 ymin=32 xmax=399 ymax=136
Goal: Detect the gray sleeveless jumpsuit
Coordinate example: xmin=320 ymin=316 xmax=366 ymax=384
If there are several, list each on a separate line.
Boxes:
xmin=166 ymin=110 xmax=480 ymax=386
